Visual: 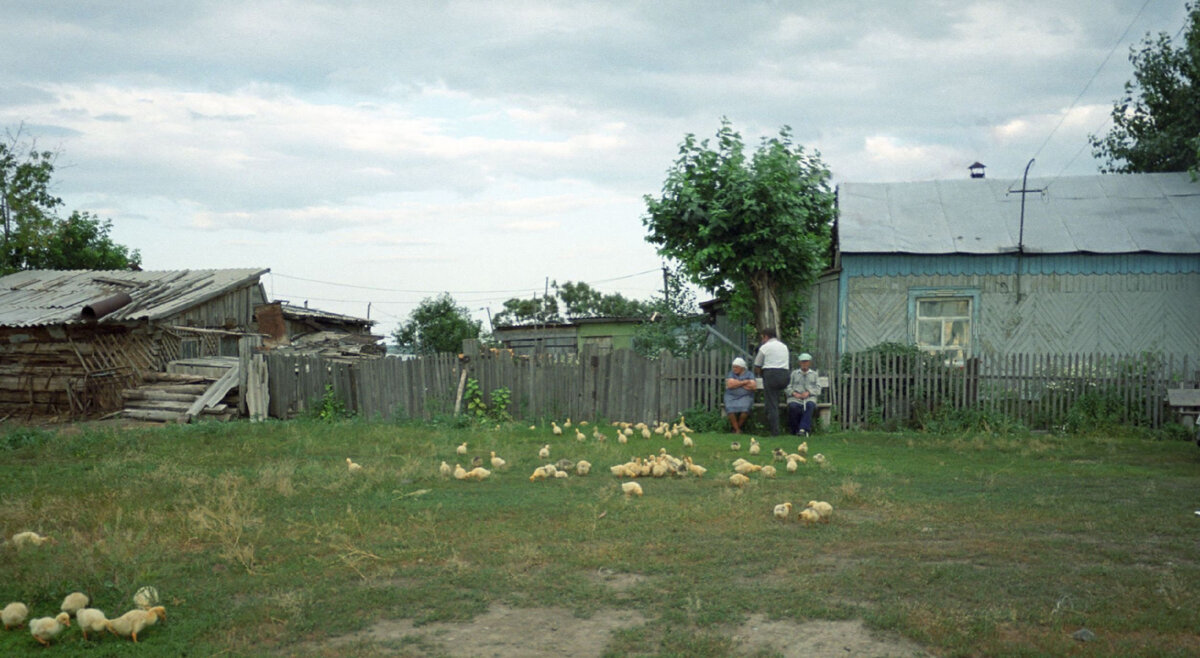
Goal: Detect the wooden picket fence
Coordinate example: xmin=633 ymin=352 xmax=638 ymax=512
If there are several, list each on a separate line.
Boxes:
xmin=265 ymin=348 xmax=739 ymax=423
xmin=265 ymin=349 xmax=1196 ymax=430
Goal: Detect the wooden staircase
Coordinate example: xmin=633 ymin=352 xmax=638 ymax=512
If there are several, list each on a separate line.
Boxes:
xmin=121 ymin=367 xmax=240 ymax=423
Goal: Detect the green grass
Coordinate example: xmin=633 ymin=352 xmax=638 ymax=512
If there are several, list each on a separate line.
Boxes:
xmin=1 ymin=418 xmax=1198 ymax=656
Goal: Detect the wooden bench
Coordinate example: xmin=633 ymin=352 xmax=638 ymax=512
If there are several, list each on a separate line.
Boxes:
xmin=1167 ymin=389 xmax=1200 ymax=442
xmin=729 ymin=375 xmax=832 ymax=430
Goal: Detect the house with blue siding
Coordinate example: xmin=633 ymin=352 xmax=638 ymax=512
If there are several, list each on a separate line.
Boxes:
xmin=809 ymin=172 xmax=1200 ymax=363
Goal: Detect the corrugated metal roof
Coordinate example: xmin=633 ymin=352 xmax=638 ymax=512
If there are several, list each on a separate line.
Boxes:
xmin=838 ymin=172 xmax=1200 ymax=255
xmin=0 ymin=268 xmax=268 ymax=328
xmin=280 ymin=303 xmax=374 ymax=326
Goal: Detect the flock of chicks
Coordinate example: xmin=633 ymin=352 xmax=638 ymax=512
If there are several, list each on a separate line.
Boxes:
xmin=427 ymin=415 xmax=836 ymax=525
xmin=1 ymin=572 xmax=164 ymax=647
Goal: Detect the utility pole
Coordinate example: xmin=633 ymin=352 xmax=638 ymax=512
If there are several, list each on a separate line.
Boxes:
xmin=661 ymin=265 xmax=671 ymax=307
xmin=1006 ymin=158 xmax=1044 ymax=305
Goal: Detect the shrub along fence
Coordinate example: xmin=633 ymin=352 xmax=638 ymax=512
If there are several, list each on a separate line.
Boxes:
xmin=265 ymin=348 xmax=1195 ymax=430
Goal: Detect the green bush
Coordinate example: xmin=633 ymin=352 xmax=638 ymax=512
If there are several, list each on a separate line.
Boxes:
xmin=1063 ymin=390 xmax=1127 ymax=434
xmin=678 ymin=404 xmax=726 ymax=433
xmin=0 ymin=426 xmax=53 ymax=451
xmin=925 ymin=406 xmax=1027 ymax=436
xmin=308 ymin=384 xmax=353 ymax=421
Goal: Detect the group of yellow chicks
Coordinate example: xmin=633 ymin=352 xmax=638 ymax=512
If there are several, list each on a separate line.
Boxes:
xmin=773 ymin=500 xmax=835 ymax=524
xmin=1 ymin=572 xmax=165 ymax=647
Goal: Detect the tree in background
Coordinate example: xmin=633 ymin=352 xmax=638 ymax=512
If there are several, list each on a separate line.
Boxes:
xmin=392 ymin=293 xmax=482 ymax=355
xmin=1090 ymin=3 xmax=1200 ymax=173
xmin=632 ymin=264 xmax=709 ymax=358
xmin=1 ymin=127 xmax=140 ymax=275
xmin=492 ymin=280 xmax=653 ymax=327
xmin=642 ymin=119 xmax=834 ymax=336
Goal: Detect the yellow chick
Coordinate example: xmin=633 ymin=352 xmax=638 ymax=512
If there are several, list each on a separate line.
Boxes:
xmin=729 ymin=473 xmax=750 ymax=487
xmin=730 ymin=441 xmax=741 ymax=451
xmin=749 ymin=438 xmax=761 ymax=455
xmin=761 ymin=465 xmax=777 ymax=478
xmin=621 ymin=481 xmax=643 ymax=497
xmin=788 ymin=454 xmax=807 ymax=464
xmin=538 ymin=444 xmax=551 ymax=459
xmin=528 ymin=425 xmax=537 ymax=431
xmin=786 ymin=458 xmax=799 ymax=473
xmin=564 ymin=417 xmax=572 ymax=428
xmin=29 ymin=612 xmax=70 ymax=646
xmin=105 ymin=606 xmax=165 ymax=643
xmin=806 ymin=500 xmax=834 ymax=523
xmin=641 ymin=427 xmax=652 ymax=439
xmin=453 ymin=463 xmax=467 ymax=480
xmin=465 ymin=467 xmax=491 ymax=481
xmin=346 ymin=457 xmax=363 ymax=473
xmin=552 ymin=422 xmax=563 ymax=436
xmin=76 ymin=608 xmax=109 ymax=641
xmin=813 ymin=453 xmax=826 ymax=464
xmin=684 ymin=457 xmax=707 ymax=478
xmin=592 ymin=429 xmax=606 ymax=441
xmin=543 ymin=464 xmax=558 ymax=477
xmin=575 ymin=429 xmax=586 ymax=442
xmin=10 ymin=531 xmax=53 ymax=548
xmin=773 ymin=447 xmax=787 ymax=461
xmin=554 ymin=470 xmax=569 ymax=479
xmin=529 ymin=466 xmax=549 ymax=481
xmin=617 ymin=433 xmax=628 ymax=444
xmin=456 ymin=442 xmax=468 ymax=455
xmin=622 ymin=427 xmax=634 ymax=437
xmin=439 ymin=461 xmax=452 ymax=477
xmin=773 ymin=502 xmax=793 ymax=520
xmin=575 ymin=460 xmax=591 ymax=476
xmin=797 ymin=441 xmax=808 ymax=455
xmin=733 ymin=462 xmax=762 ymax=475
xmin=579 ymin=420 xmax=589 ymax=426
xmin=798 ymin=508 xmax=821 ymax=525
xmin=61 ymin=592 xmax=89 ymax=615
xmin=490 ymin=451 xmax=506 ymax=469
xmin=2 ymin=602 xmax=28 ymax=629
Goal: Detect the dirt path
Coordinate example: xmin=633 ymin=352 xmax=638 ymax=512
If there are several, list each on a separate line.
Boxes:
xmin=308 ymin=605 xmax=929 ymax=657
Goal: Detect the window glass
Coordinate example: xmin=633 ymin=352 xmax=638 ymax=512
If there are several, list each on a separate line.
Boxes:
xmin=913 ymin=296 xmax=971 ymax=365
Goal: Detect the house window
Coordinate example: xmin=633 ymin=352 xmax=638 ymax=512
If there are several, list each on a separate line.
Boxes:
xmin=910 ymin=292 xmax=975 ymax=366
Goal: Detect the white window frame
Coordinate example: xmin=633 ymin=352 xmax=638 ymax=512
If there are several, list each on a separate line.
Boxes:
xmin=907 ymin=287 xmax=979 ymax=367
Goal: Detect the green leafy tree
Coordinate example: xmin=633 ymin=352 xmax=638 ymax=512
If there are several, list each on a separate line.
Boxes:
xmin=1 ymin=128 xmax=140 ymax=275
xmin=1090 ymin=3 xmax=1200 ymax=173
xmin=643 ymin=119 xmax=834 ymax=335
xmin=633 ymin=264 xmax=709 ymax=358
xmin=392 ymin=293 xmax=482 ymax=355
xmin=492 ymin=281 xmax=653 ymax=327
xmin=492 ymin=295 xmax=561 ymax=327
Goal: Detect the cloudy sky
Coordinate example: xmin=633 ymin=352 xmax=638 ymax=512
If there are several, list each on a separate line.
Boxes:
xmin=1 ymin=1 xmax=1190 ymax=335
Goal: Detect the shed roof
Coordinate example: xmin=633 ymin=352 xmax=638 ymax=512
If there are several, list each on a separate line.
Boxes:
xmin=837 ymin=172 xmax=1200 ymax=255
xmin=279 ymin=303 xmax=374 ymax=327
xmin=0 ymin=268 xmax=268 ymax=328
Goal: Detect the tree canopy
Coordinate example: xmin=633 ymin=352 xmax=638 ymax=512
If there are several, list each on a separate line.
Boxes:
xmin=492 ymin=280 xmax=652 ymax=327
xmin=392 ymin=293 xmax=482 ymax=355
xmin=1090 ymin=3 xmax=1200 ymax=173
xmin=642 ymin=119 xmax=834 ymax=336
xmin=1 ymin=128 xmax=140 ymax=275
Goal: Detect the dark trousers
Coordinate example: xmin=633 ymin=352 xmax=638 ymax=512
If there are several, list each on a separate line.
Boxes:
xmin=761 ymin=368 xmax=790 ymax=436
xmin=788 ymin=400 xmax=816 ymax=435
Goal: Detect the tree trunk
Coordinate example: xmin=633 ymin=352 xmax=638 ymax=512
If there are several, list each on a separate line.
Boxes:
xmin=750 ymin=271 xmax=782 ymax=335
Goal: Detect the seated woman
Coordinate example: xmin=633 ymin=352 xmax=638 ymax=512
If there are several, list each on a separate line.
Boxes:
xmin=724 ymin=357 xmax=757 ymax=434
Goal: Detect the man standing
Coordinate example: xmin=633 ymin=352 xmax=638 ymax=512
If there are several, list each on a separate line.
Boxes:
xmin=786 ymin=352 xmax=821 ymax=436
xmin=752 ymin=328 xmax=790 ymax=436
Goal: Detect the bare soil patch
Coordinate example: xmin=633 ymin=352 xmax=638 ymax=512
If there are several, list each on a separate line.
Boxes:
xmin=304 ymin=605 xmax=929 ymax=657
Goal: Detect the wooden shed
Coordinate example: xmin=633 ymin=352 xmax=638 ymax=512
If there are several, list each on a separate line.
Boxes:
xmin=809 ymin=172 xmax=1200 ymax=364
xmin=0 ymin=268 xmax=268 ymax=419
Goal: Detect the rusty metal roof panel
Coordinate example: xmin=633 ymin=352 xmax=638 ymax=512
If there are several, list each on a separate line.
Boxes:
xmin=0 ymin=268 xmax=268 ymax=328
xmin=838 ymin=172 xmax=1200 ymax=255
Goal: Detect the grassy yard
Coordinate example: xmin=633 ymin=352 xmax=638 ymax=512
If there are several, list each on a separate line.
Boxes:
xmin=0 ymin=417 xmax=1197 ymax=656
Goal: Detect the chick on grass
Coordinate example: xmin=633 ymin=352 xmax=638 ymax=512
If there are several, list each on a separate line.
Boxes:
xmin=105 ymin=606 xmax=165 ymax=643
xmin=9 ymin=531 xmax=53 ymax=548
xmin=806 ymin=500 xmax=833 ymax=523
xmin=729 ymin=473 xmax=750 ymax=488
xmin=76 ymin=608 xmax=109 ymax=641
xmin=346 ymin=457 xmax=363 ymax=473
xmin=773 ymin=502 xmax=793 ymax=520
xmin=621 ymin=481 xmax=643 ymax=497
xmin=2 ymin=602 xmax=28 ymax=629
xmin=29 ymin=612 xmax=70 ymax=646
xmin=61 ymin=592 xmax=89 ymax=615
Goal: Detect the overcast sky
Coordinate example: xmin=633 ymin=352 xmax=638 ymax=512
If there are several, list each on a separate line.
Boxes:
xmin=1 ymin=1 xmax=1191 ymax=334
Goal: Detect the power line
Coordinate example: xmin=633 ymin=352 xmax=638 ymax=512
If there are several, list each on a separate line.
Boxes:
xmin=268 ymin=268 xmax=662 ymax=295
xmin=1029 ymin=0 xmax=1153 ymax=164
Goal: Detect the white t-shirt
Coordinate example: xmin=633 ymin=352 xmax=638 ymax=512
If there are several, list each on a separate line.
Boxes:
xmin=753 ymin=338 xmax=790 ymax=369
